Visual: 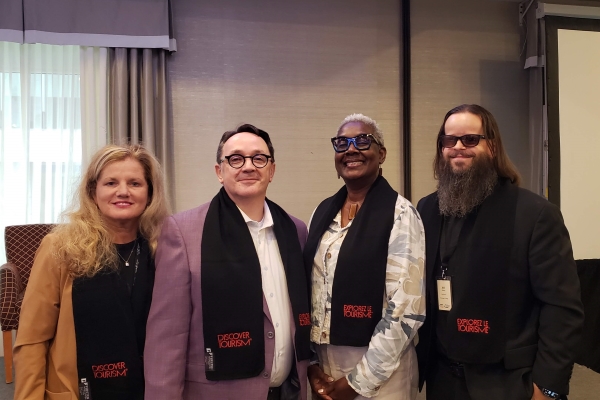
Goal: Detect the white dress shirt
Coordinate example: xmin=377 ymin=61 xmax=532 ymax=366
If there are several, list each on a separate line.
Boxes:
xmin=239 ymin=202 xmax=294 ymax=387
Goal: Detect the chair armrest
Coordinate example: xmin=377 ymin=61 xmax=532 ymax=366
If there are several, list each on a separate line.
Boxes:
xmin=0 ymin=262 xmax=23 ymax=294
xmin=0 ymin=263 xmax=22 ymax=331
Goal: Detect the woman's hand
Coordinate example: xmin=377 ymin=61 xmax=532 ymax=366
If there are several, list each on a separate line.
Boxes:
xmin=308 ymin=364 xmax=334 ymax=400
xmin=328 ymin=376 xmax=359 ymax=400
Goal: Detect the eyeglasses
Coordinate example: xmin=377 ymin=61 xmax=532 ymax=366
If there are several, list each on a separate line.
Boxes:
xmin=439 ymin=134 xmax=486 ymax=148
xmin=331 ymin=134 xmax=381 ymax=153
xmin=221 ymin=154 xmax=272 ymax=169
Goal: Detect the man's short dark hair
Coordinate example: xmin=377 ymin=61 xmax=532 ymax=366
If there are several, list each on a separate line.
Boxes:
xmin=216 ymin=123 xmax=275 ymax=164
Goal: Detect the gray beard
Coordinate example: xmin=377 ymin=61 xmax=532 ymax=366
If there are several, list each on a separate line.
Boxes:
xmin=437 ymin=155 xmax=498 ymax=218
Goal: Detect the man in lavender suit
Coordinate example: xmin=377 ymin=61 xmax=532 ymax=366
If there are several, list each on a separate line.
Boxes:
xmin=145 ymin=124 xmax=312 ymax=400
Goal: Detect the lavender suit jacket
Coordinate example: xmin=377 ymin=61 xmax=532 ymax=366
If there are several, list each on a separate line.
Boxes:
xmin=144 ymin=201 xmax=309 ymax=400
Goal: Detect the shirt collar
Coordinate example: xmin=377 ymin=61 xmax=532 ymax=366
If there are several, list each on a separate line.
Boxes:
xmin=238 ymin=201 xmax=274 ymax=229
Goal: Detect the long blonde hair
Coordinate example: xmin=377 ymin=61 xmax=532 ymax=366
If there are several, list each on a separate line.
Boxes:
xmin=53 ymin=144 xmax=170 ymax=278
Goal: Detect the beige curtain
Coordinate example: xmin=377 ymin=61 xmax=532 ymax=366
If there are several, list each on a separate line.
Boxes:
xmin=108 ymin=48 xmax=173 ymax=203
xmin=80 ymin=46 xmax=109 ymax=166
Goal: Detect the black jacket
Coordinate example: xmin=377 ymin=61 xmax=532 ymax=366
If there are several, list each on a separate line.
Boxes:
xmin=416 ymin=184 xmax=584 ymax=397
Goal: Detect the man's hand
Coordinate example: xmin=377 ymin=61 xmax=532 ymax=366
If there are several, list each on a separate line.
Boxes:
xmin=329 ymin=376 xmax=359 ymax=400
xmin=308 ymin=364 xmax=334 ymax=400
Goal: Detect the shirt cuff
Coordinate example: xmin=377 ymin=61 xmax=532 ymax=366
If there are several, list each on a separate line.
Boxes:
xmin=346 ymin=372 xmax=380 ymax=398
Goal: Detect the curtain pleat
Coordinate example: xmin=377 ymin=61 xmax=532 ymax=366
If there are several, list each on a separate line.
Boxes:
xmin=80 ymin=46 xmax=108 ymax=165
xmin=108 ymin=47 xmax=172 ymax=204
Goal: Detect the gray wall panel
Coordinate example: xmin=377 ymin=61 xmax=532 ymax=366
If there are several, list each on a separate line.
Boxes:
xmin=411 ymin=0 xmax=529 ymax=202
xmin=168 ymin=0 xmax=402 ymax=221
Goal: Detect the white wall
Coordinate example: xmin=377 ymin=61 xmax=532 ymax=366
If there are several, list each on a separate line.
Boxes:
xmin=558 ymin=28 xmax=600 ymax=259
xmin=167 ymin=0 xmax=531 ymax=215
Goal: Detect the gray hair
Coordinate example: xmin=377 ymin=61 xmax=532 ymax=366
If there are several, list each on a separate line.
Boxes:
xmin=337 ymin=113 xmax=384 ymax=147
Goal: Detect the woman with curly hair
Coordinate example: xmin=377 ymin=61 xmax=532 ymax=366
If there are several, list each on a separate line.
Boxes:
xmin=14 ymin=144 xmax=170 ymax=400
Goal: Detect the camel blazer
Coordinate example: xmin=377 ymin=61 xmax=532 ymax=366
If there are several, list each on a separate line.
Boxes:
xmin=144 ymin=202 xmax=309 ymax=400
xmin=14 ymin=234 xmax=79 ymax=400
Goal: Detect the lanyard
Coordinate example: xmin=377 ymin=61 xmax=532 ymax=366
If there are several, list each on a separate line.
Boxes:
xmin=129 ymin=241 xmax=141 ymax=295
xmin=439 ymin=216 xmax=464 ymax=278
xmin=117 ymin=240 xmax=141 ymax=296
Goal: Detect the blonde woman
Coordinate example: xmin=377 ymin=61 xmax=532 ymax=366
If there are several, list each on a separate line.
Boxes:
xmin=14 ymin=144 xmax=169 ymax=400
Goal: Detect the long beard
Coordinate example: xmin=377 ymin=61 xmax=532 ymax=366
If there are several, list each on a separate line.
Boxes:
xmin=437 ymin=154 xmax=498 ymax=218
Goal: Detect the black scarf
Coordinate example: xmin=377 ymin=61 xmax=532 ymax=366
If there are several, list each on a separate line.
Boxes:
xmin=201 ymin=188 xmax=311 ymax=381
xmin=435 ymin=178 xmax=517 ymax=363
xmin=72 ymin=238 xmax=153 ymax=400
xmin=304 ymin=176 xmax=397 ymax=346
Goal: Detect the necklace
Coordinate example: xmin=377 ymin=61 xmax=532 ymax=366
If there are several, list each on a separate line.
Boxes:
xmin=348 ymin=203 xmax=360 ymax=220
xmin=117 ymin=239 xmax=137 ymax=267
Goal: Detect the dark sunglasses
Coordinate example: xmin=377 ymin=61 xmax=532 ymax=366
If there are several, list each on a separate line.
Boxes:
xmin=439 ymin=134 xmax=486 ymax=148
xmin=331 ymin=134 xmax=381 ymax=153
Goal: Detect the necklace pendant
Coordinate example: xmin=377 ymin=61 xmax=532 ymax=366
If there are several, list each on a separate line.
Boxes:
xmin=125 ymin=261 xmax=130 ymax=267
xmin=348 ymin=203 xmax=359 ymax=220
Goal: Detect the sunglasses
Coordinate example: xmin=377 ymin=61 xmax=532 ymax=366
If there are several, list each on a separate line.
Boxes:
xmin=439 ymin=134 xmax=486 ymax=148
xmin=331 ymin=134 xmax=381 ymax=153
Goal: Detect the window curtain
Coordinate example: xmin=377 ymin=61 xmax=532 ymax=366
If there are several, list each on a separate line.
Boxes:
xmin=0 ymin=0 xmax=23 ymax=43
xmin=0 ymin=43 xmax=82 ymax=264
xmin=108 ymin=48 xmax=173 ymax=204
xmin=0 ymin=43 xmax=82 ymax=221
xmin=0 ymin=0 xmax=176 ymax=51
xmin=81 ymin=46 xmax=109 ymax=165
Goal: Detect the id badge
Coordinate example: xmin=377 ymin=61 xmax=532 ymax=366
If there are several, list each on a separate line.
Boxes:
xmin=437 ymin=276 xmax=453 ymax=311
xmin=79 ymin=378 xmax=92 ymax=400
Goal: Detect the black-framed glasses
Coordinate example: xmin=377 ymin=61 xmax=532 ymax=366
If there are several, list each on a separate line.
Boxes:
xmin=221 ymin=154 xmax=272 ymax=169
xmin=439 ymin=134 xmax=486 ymax=148
xmin=331 ymin=134 xmax=381 ymax=153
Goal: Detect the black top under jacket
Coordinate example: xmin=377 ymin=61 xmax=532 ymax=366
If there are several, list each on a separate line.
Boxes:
xmin=72 ymin=237 xmax=154 ymax=400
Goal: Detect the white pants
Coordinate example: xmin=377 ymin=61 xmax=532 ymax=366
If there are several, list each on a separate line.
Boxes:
xmin=314 ymin=342 xmax=418 ymax=400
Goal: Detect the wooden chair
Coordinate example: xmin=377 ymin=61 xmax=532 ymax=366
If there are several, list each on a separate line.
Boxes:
xmin=0 ymin=224 xmax=54 ymax=383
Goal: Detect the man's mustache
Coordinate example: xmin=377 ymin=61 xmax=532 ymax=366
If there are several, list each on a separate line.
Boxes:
xmin=446 ymin=149 xmax=475 ymax=157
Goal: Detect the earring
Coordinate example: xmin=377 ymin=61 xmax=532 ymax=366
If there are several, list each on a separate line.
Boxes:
xmin=379 ymin=167 xmax=383 ymax=176
xmin=337 ymin=173 xmax=340 ymax=179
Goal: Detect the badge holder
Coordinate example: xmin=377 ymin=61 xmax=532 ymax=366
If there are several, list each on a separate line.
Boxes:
xmin=437 ymin=264 xmax=453 ymax=311
xmin=79 ymin=378 xmax=92 ymax=400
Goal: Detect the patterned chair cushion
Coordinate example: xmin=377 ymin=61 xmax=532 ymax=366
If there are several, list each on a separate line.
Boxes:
xmin=1 ymin=224 xmax=55 ymax=331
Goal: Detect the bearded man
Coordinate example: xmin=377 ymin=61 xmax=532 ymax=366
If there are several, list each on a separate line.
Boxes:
xmin=416 ymin=104 xmax=584 ymax=400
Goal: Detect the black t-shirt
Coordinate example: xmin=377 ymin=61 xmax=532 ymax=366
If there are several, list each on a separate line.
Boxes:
xmin=436 ymin=215 xmax=466 ymax=357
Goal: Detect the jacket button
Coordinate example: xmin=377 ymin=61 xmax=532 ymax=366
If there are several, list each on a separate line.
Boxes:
xmin=267 ymin=331 xmax=274 ymax=339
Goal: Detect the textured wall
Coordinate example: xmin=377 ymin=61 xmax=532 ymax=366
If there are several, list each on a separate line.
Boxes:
xmin=168 ymin=0 xmax=402 ymax=222
xmin=167 ymin=0 xmax=530 ymax=218
xmin=410 ymin=0 xmax=529 ymax=202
